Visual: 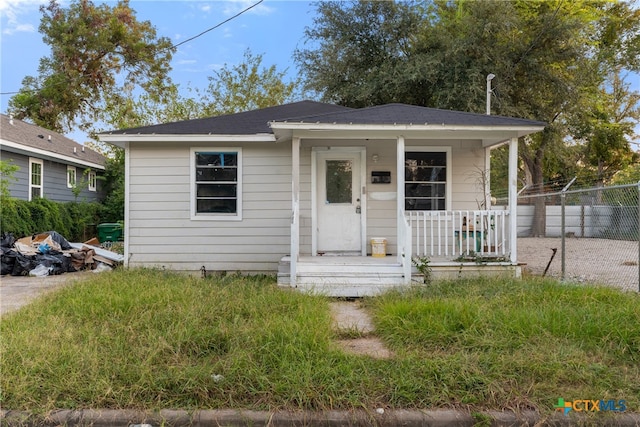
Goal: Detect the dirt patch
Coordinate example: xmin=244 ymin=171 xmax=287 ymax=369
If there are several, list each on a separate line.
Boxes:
xmin=329 ymin=301 xmax=394 ymax=359
xmin=0 ymin=272 xmax=94 ymax=316
xmin=329 ymin=301 xmax=375 ymax=333
xmin=334 ymin=338 xmax=395 ymax=359
xmin=518 ymin=237 xmax=639 ymax=292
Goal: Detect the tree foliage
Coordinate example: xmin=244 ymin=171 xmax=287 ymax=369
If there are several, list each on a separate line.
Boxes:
xmin=0 ymin=197 xmax=102 ymax=241
xmin=297 ymin=0 xmax=640 ymax=236
xmin=295 ymin=1 xmax=420 ymax=107
xmin=8 ymin=0 xmax=174 ymax=136
xmin=200 ymin=49 xmax=298 ymax=116
xmin=98 ymin=148 xmax=125 ymax=223
xmin=0 ymin=160 xmax=19 ymax=200
xmin=100 ymin=49 xmax=297 ymax=132
xmin=571 ymin=72 xmax=640 ymax=185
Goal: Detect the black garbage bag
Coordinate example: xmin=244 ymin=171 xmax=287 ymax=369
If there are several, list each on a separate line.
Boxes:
xmin=12 ymin=252 xmax=37 ymax=276
xmin=1 ymin=248 xmax=17 ymax=275
xmin=34 ymin=253 xmax=70 ymax=275
xmin=1 ymin=233 xmax=16 ymax=249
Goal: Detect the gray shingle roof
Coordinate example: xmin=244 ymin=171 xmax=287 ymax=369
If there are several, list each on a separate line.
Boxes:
xmin=103 ymin=101 xmax=354 ymax=135
xmin=101 ymin=101 xmax=545 ymax=137
xmin=277 ymin=103 xmax=546 ymax=127
xmin=0 ymin=114 xmax=106 ymax=167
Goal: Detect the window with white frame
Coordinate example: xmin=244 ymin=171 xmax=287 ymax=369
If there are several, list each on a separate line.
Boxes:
xmin=192 ymin=149 xmax=242 ymax=219
xmin=405 ymin=151 xmax=447 ymax=211
xmin=29 ymin=158 xmax=43 ymax=200
xmin=88 ymin=171 xmax=97 ymax=192
xmin=67 ymin=166 xmax=76 ymax=188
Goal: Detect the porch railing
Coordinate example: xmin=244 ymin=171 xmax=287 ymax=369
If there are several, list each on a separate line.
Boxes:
xmin=398 ymin=208 xmax=412 ymax=283
xmin=406 ymin=210 xmax=510 ymax=259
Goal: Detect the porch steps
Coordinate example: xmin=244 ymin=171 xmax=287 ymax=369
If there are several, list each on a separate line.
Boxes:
xmin=277 ymin=256 xmax=407 ymax=297
xmin=277 ymin=256 xmax=522 ymax=297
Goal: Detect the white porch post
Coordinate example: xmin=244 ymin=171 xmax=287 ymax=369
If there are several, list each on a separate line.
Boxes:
xmin=123 ymin=141 xmax=131 ymax=267
xmin=484 ymin=146 xmax=492 ymax=209
xmin=396 ymin=136 xmax=412 ymax=284
xmin=508 ymin=137 xmax=518 ymax=263
xmin=290 ymin=136 xmax=301 ymax=286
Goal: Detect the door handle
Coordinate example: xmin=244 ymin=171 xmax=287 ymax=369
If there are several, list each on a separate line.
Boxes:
xmin=356 ymin=205 xmax=361 ymax=214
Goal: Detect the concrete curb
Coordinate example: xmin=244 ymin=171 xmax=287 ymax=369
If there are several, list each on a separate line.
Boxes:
xmin=2 ymin=409 xmax=640 ymax=426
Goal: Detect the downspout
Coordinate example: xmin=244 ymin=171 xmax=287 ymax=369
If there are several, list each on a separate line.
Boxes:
xmin=124 ymin=141 xmax=131 ymax=267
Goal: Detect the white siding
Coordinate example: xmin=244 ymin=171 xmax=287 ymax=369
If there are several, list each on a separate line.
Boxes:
xmin=128 ymin=138 xmax=488 ymax=272
xmin=127 ymin=142 xmax=292 ymax=272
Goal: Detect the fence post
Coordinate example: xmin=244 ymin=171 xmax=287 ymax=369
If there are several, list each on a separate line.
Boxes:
xmin=559 ymin=178 xmax=576 ymax=282
xmin=637 ymin=182 xmax=640 ymax=292
xmin=561 ymin=190 xmax=566 ymax=281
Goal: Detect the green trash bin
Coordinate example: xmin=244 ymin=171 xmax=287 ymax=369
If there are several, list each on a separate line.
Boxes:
xmin=97 ymin=223 xmax=123 ymax=243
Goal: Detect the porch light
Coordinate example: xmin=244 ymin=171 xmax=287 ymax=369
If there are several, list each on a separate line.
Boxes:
xmin=486 ymin=73 xmax=495 ymax=115
xmin=372 ymin=154 xmax=379 ymax=163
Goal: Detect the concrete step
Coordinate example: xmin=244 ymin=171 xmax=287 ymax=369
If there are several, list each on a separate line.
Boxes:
xmin=284 ymin=282 xmax=408 ymax=297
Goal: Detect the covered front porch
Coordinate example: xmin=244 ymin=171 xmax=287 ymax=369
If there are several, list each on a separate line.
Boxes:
xmin=277 ymin=209 xmax=520 ymax=296
xmin=268 ymin=104 xmax=543 ymax=296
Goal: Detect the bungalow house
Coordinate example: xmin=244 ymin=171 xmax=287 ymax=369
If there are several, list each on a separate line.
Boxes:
xmin=0 ymin=114 xmax=105 ymax=202
xmin=99 ymin=101 xmax=545 ymax=296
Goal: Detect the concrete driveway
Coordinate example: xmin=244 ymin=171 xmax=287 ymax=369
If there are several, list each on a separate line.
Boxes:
xmin=0 ymin=272 xmax=93 ymax=316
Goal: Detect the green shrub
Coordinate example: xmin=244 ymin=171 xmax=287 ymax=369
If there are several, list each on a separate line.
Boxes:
xmin=0 ymin=197 xmax=103 ymax=241
xmin=0 ymin=198 xmax=32 ymax=238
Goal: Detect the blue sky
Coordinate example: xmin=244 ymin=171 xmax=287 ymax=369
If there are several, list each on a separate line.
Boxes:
xmin=1 ymin=0 xmax=639 ymax=146
xmin=0 ymin=0 xmax=315 ymax=141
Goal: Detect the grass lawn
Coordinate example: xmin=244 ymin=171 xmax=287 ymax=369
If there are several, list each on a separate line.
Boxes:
xmin=1 ymin=269 xmax=638 ymax=415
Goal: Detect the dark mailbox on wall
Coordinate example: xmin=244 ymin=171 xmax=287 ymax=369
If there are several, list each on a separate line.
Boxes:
xmin=371 ymin=171 xmax=391 ymax=184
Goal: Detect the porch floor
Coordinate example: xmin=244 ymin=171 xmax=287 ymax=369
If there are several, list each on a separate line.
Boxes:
xmin=288 ymin=255 xmax=401 ymax=266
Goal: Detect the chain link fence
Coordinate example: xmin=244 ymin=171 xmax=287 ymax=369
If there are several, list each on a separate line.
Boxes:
xmin=515 ymin=183 xmax=639 ymax=292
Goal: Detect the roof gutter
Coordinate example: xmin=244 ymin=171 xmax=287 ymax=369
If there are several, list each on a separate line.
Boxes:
xmin=0 ymin=139 xmax=105 ymax=170
xmin=268 ymin=121 xmax=545 ymax=133
xmin=98 ymin=133 xmax=277 ymax=149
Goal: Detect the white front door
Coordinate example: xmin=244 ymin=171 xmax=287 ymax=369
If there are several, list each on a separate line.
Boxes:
xmin=316 ymin=150 xmax=363 ymax=253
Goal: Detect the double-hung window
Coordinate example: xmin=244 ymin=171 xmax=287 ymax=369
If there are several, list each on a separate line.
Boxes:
xmin=88 ymin=171 xmax=97 ymax=192
xmin=405 ymin=150 xmax=449 ymax=211
xmin=29 ymin=158 xmax=43 ymax=200
xmin=67 ymin=166 xmax=76 ymax=188
xmin=191 ymin=148 xmax=242 ymax=220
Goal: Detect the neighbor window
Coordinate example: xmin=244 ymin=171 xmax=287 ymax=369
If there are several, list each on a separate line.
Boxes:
xmin=67 ymin=166 xmax=76 ymax=188
xmin=405 ymin=151 xmax=448 ymax=211
xmin=192 ymin=149 xmax=242 ymax=219
xmin=29 ymin=158 xmax=43 ymax=200
xmin=88 ymin=171 xmax=97 ymax=192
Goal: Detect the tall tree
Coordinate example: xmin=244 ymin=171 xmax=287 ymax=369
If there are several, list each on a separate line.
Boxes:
xmin=295 ymin=1 xmax=420 ymax=107
xmin=571 ymin=72 xmax=640 ymax=186
xmin=8 ymin=0 xmax=174 ymax=136
xmin=100 ymin=49 xmax=298 ymax=132
xmin=200 ymin=49 xmax=298 ymax=116
xmin=296 ymin=0 xmax=640 ymax=236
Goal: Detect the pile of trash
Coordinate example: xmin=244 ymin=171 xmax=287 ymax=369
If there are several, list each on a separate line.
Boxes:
xmin=1 ymin=231 xmax=123 ymax=277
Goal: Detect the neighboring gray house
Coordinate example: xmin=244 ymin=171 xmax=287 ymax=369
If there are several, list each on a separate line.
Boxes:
xmin=0 ymin=114 xmax=105 ymax=202
xmin=100 ymin=101 xmax=545 ymax=296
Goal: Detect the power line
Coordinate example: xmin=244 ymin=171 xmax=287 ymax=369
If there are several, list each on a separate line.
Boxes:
xmin=170 ymin=0 xmax=263 ymax=50
xmin=0 ymin=0 xmax=264 ymax=96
